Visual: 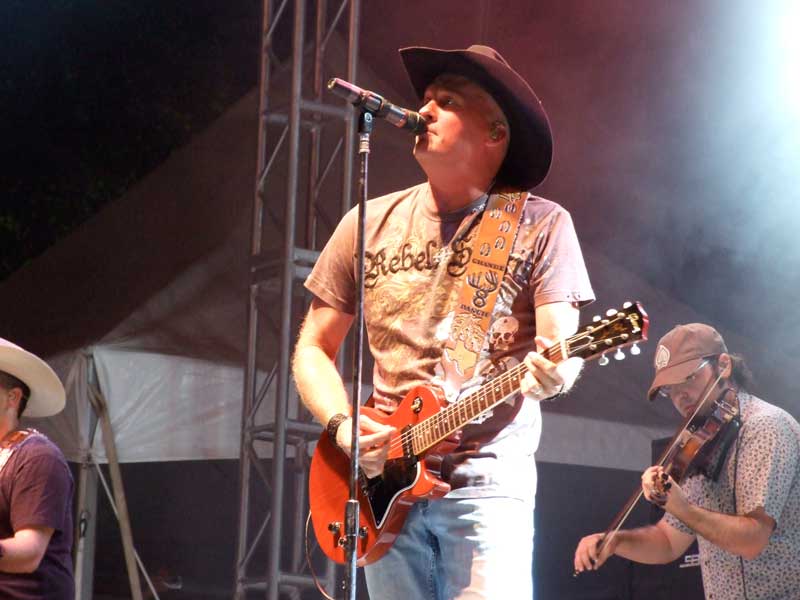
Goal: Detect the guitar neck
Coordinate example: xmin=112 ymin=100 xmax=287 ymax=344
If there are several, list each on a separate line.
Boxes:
xmin=409 ymin=341 xmax=569 ymax=456
xmin=407 ymin=301 xmax=648 ymax=456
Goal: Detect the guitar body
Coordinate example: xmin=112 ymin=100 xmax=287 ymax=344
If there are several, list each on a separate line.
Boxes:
xmin=309 ymin=385 xmax=455 ymax=566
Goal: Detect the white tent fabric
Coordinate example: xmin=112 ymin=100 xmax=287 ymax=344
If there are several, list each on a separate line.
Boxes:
xmin=35 ymin=349 xmax=244 ymax=463
xmin=19 ymin=227 xmax=255 ymax=462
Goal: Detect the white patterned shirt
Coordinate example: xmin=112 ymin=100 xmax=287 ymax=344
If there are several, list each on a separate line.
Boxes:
xmin=664 ymin=393 xmax=800 ymax=599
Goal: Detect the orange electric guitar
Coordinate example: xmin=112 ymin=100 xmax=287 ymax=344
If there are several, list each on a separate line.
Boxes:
xmin=309 ymin=301 xmax=649 ymax=566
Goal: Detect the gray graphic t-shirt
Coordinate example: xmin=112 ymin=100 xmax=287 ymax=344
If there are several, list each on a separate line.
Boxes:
xmin=306 ymin=182 xmax=594 ymax=499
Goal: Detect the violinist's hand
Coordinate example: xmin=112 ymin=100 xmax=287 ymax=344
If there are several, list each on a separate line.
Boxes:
xmin=335 ymin=415 xmax=395 ymax=478
xmin=641 ymin=466 xmax=687 ymax=514
xmin=574 ymin=532 xmax=618 ymax=574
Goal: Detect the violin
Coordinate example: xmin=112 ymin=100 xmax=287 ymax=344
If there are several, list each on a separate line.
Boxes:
xmin=574 ymin=376 xmax=740 ymax=576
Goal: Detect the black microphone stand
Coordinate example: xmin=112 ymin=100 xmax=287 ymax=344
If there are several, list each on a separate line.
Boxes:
xmin=343 ymin=108 xmax=374 ymax=600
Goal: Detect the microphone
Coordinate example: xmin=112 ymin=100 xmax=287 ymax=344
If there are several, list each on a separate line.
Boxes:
xmin=327 ymin=77 xmax=428 ymax=135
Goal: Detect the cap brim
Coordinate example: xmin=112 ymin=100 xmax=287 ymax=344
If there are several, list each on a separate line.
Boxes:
xmin=647 ymin=357 xmax=707 ymax=401
xmin=399 ymin=46 xmax=552 ymax=190
xmin=0 ymin=345 xmax=66 ymax=418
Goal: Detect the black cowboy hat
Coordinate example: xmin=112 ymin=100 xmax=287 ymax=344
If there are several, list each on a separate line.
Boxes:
xmin=400 ymin=44 xmax=553 ymax=190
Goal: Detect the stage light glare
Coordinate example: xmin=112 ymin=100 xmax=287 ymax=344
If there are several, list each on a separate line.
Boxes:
xmin=776 ymin=1 xmax=800 ymax=121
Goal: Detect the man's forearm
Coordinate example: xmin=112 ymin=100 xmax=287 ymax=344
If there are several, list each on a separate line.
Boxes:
xmin=668 ymin=503 xmax=772 ymax=560
xmin=0 ymin=528 xmax=52 ymax=574
xmin=292 ymin=343 xmax=351 ymax=426
xmin=612 ymin=524 xmax=683 ymax=565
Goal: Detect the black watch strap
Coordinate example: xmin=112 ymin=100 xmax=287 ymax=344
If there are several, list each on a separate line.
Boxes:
xmin=326 ymin=413 xmax=350 ymax=446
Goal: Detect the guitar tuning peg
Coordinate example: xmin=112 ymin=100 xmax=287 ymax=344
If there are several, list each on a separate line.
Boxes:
xmin=605 ymin=308 xmax=616 ymax=317
xmin=623 ymin=301 xmax=632 ymax=309
xmin=592 ymin=315 xmax=601 ymax=322
xmin=630 ymin=343 xmax=641 ymax=356
xmin=614 ymin=348 xmax=625 ymax=361
xmin=598 ymin=353 xmax=609 ymax=366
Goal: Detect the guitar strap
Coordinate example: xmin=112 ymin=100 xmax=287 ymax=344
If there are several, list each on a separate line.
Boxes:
xmin=441 ymin=189 xmax=527 ymax=383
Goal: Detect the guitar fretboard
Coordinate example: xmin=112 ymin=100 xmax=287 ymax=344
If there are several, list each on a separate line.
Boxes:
xmin=402 ymin=303 xmax=646 ymax=456
xmin=409 ymin=341 xmax=569 ymax=455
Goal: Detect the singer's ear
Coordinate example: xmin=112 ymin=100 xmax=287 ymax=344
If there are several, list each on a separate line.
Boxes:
xmin=717 ymin=353 xmax=732 ymax=378
xmin=488 ymin=121 xmax=507 ymax=143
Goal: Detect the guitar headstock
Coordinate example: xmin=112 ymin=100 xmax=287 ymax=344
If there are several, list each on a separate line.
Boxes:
xmin=568 ymin=301 xmax=649 ymax=364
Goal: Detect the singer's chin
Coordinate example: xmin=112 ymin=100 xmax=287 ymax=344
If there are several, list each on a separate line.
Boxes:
xmin=413 ymin=144 xmax=439 ymax=175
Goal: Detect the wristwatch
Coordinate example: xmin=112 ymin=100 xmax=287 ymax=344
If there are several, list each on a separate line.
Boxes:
xmin=325 ymin=413 xmax=350 ymax=446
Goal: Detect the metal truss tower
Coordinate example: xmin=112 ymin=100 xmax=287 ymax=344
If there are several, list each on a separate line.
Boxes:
xmin=234 ymin=0 xmax=361 ymax=598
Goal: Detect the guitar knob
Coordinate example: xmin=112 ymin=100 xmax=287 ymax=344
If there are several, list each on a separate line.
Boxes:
xmin=630 ymin=343 xmax=641 ymax=356
xmin=614 ymin=348 xmax=625 ymax=361
xmin=599 ymin=353 xmax=609 ymax=366
xmin=623 ymin=301 xmax=632 ymax=308
xmin=605 ymin=308 xmax=616 ymax=317
xmin=359 ymin=526 xmax=368 ymax=538
xmin=328 ymin=521 xmax=342 ymax=534
xmin=592 ymin=315 xmax=601 ymax=322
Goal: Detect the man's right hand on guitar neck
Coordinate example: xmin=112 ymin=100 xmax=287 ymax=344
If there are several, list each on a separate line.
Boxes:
xmin=334 ymin=415 xmax=396 ymax=478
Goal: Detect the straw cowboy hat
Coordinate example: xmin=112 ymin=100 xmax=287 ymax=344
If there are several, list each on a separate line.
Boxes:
xmin=400 ymin=44 xmax=553 ymax=190
xmin=0 ymin=338 xmax=66 ymax=417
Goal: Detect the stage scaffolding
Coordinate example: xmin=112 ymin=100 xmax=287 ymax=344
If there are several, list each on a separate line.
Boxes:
xmin=234 ymin=0 xmax=361 ymax=598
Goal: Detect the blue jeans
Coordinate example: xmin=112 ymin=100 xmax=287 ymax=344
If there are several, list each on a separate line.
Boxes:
xmin=363 ymin=496 xmax=535 ymax=600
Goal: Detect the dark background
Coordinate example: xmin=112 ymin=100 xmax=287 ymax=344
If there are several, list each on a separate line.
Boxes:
xmin=1 ymin=1 xmax=261 ymax=279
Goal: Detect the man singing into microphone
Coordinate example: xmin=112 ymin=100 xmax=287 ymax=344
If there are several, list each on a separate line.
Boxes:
xmin=293 ymin=45 xmax=594 ymax=599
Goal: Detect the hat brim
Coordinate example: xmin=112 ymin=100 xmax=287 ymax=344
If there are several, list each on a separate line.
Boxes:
xmin=0 ymin=344 xmax=65 ymax=418
xmin=647 ymin=357 xmax=708 ymax=401
xmin=400 ymin=46 xmax=553 ymax=190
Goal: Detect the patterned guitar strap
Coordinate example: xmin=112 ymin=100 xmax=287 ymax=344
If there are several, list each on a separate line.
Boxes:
xmin=0 ymin=429 xmax=43 ymax=474
xmin=439 ymin=188 xmax=527 ymax=391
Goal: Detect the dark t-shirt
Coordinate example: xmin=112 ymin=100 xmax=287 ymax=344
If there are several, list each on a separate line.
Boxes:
xmin=0 ymin=434 xmax=74 ymax=600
